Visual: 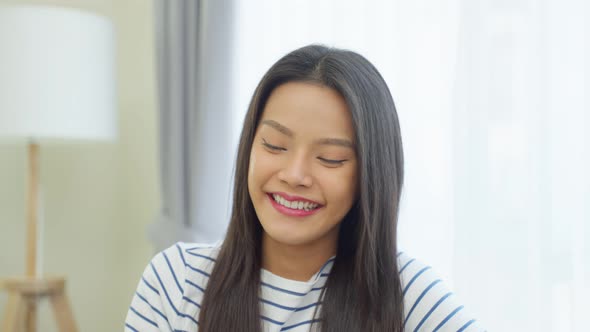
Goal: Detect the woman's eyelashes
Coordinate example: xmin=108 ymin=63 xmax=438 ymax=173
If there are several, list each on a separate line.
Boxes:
xmin=262 ymin=138 xmax=348 ymax=166
xmin=262 ymin=138 xmax=286 ymax=152
xmin=317 ymin=157 xmax=347 ymax=166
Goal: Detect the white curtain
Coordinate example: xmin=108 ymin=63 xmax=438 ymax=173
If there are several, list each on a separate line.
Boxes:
xmin=230 ymin=0 xmax=589 ymax=331
xmin=151 ymin=0 xmax=235 ymax=251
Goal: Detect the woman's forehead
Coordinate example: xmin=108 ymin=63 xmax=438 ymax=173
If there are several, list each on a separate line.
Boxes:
xmin=259 ymin=82 xmax=355 ymax=140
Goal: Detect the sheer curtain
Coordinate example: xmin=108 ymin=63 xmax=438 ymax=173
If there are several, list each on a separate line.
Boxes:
xmin=451 ymin=1 xmax=588 ymax=330
xmin=151 ymin=0 xmax=235 ymax=251
xmin=230 ymin=0 xmax=589 ymax=330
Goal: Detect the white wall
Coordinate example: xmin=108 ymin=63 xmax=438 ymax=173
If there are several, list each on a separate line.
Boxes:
xmin=0 ymin=1 xmax=158 ymax=331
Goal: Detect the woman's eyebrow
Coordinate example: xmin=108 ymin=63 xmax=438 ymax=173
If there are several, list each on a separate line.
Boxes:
xmin=261 ymin=119 xmax=293 ymax=137
xmin=314 ymin=137 xmax=354 ymax=149
xmin=261 ymin=119 xmax=354 ymax=149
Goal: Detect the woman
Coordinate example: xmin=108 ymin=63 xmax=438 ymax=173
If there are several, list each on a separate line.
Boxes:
xmin=125 ymin=45 xmax=482 ymax=331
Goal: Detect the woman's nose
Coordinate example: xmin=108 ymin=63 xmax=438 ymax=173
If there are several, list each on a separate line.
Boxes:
xmin=277 ymin=153 xmax=313 ymax=188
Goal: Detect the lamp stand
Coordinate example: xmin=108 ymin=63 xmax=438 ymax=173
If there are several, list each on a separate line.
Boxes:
xmin=26 ymin=142 xmax=39 ymax=278
xmin=1 ymin=143 xmax=78 ymax=332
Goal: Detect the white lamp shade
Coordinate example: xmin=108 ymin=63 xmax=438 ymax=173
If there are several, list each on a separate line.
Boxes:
xmin=0 ymin=5 xmax=116 ymax=141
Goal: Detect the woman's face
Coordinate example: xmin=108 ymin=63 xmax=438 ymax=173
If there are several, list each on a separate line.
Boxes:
xmin=248 ymin=81 xmax=358 ymax=252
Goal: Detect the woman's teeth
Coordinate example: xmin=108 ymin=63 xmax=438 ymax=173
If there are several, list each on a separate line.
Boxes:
xmin=272 ymin=194 xmax=319 ymax=211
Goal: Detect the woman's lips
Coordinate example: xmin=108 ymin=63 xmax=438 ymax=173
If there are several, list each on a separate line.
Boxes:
xmin=270 ymin=191 xmax=321 ymax=205
xmin=267 ymin=193 xmax=322 ymax=217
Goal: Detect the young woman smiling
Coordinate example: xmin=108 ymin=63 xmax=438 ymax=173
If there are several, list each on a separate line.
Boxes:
xmin=125 ymin=45 xmax=483 ymax=332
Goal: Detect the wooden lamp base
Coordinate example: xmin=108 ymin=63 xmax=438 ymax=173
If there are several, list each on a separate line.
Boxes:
xmin=1 ymin=277 xmax=78 ymax=332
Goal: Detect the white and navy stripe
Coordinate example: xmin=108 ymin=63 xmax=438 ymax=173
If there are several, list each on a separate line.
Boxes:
xmin=125 ymin=243 xmax=484 ymax=331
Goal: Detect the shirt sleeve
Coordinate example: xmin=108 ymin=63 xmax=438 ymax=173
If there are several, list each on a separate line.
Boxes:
xmin=398 ymin=253 xmax=486 ymax=332
xmin=124 ymin=243 xmax=189 ymax=332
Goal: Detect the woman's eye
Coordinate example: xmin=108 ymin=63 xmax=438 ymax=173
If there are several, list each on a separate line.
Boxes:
xmin=318 ymin=157 xmax=347 ymax=166
xmin=262 ymin=139 xmax=286 ymax=152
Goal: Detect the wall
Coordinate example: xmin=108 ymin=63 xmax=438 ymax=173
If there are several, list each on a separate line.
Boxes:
xmin=0 ymin=0 xmax=159 ymax=330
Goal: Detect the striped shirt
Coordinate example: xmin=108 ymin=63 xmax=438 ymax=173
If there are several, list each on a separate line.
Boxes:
xmin=125 ymin=242 xmax=483 ymax=332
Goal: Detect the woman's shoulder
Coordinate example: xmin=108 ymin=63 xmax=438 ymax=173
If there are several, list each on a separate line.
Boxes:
xmin=145 ymin=241 xmax=221 ymax=294
xmin=125 ymin=242 xmax=220 ymax=331
xmin=397 ymin=251 xmax=485 ymax=331
xmin=173 ymin=241 xmax=221 ymax=260
xmin=159 ymin=241 xmax=220 ymax=275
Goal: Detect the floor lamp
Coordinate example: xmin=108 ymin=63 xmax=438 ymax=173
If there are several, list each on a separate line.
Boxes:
xmin=0 ymin=5 xmax=116 ymax=332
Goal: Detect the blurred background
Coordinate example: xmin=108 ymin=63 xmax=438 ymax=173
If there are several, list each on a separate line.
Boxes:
xmin=0 ymin=0 xmax=587 ymax=331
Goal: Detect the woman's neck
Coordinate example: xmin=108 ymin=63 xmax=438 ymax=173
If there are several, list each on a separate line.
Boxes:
xmin=261 ymin=233 xmax=337 ymax=282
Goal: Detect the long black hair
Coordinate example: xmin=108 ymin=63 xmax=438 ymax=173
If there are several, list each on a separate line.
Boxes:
xmin=198 ymin=44 xmax=405 ymax=331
